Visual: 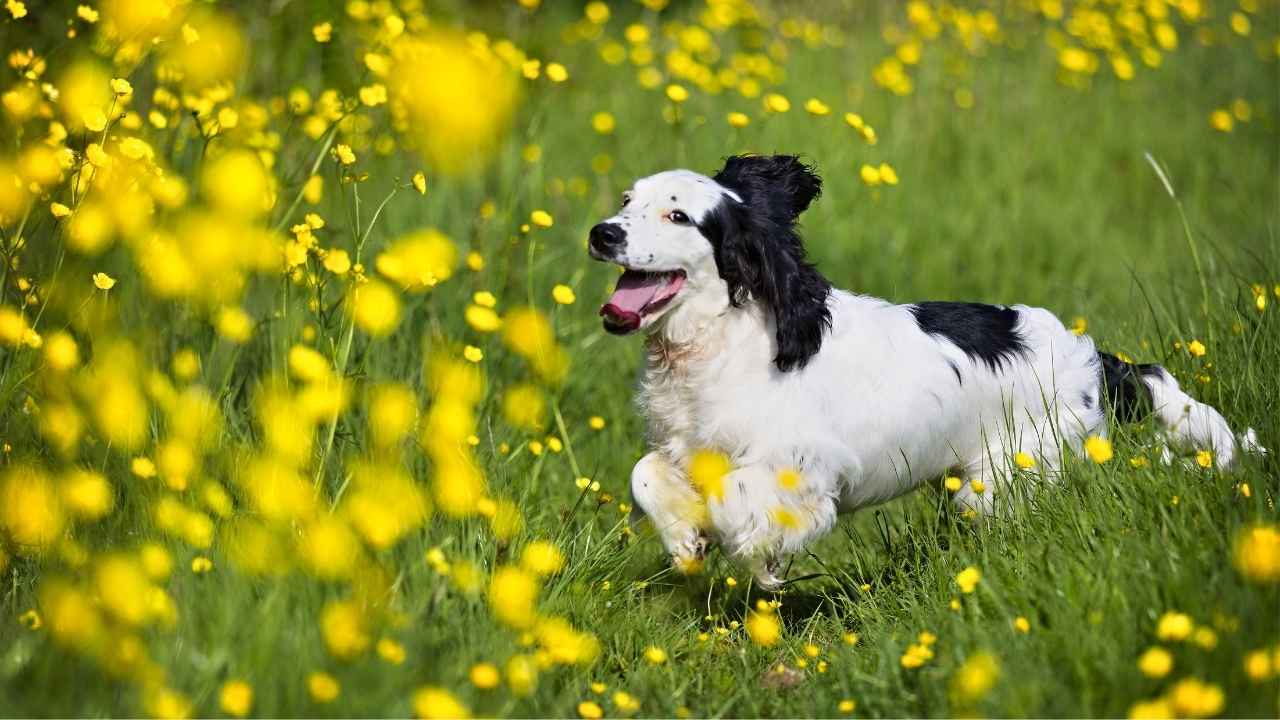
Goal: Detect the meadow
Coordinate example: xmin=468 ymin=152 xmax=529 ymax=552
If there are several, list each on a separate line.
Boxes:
xmin=0 ymin=0 xmax=1278 ymax=717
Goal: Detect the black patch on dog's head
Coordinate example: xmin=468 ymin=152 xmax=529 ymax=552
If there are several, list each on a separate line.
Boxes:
xmin=909 ymin=302 xmax=1029 ymax=372
xmin=698 ymin=155 xmax=831 ymax=372
xmin=1097 ymin=351 xmax=1158 ymax=423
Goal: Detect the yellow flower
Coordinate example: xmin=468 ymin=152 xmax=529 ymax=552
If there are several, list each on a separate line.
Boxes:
xmin=352 ymin=281 xmax=401 ymax=337
xmin=321 ymin=600 xmax=370 ymax=659
xmin=1194 ymin=450 xmax=1212 ymax=469
xmin=588 ymin=416 xmax=606 ymax=430
xmin=219 ymin=681 xmax=253 ymax=717
xmin=358 ymin=84 xmax=387 ymax=107
xmin=462 ymin=345 xmax=484 ymax=363
xmin=552 ymin=284 xmax=576 ymax=305
xmin=644 ymin=646 xmax=668 ymax=664
xmin=191 ymin=556 xmax=213 ymax=573
xmin=1084 ymin=436 xmax=1113 ymax=464
xmin=578 ymin=701 xmax=604 ymax=719
xmin=1156 ymin=611 xmax=1193 ymax=641
xmin=1187 ymin=339 xmax=1206 ymax=357
xmin=1137 ymin=646 xmax=1173 ymax=678
xmin=1070 ymin=316 xmax=1088 ymax=335
xmin=489 ymin=565 xmax=539 ymax=629
xmin=110 ymin=78 xmax=133 ymax=96
xmin=763 ymin=93 xmax=790 ymax=113
xmin=804 ymin=98 xmax=831 ymax=116
xmin=1014 ymin=452 xmax=1036 ymax=469
xmin=1233 ymin=524 xmax=1280 ymax=583
xmin=50 ymin=202 xmax=71 ymax=218
xmin=689 ymin=449 xmax=730 ymax=502
xmin=412 ymin=172 xmax=427 ymax=195
xmin=546 ymin=63 xmax=569 ymax=82
xmin=1128 ymin=697 xmax=1172 ymax=719
xmin=838 ymin=699 xmax=856 ymax=713
xmin=727 ymin=111 xmax=750 ymax=128
xmin=312 ymin=22 xmax=333 ymax=42
xmin=1167 ymin=678 xmax=1224 ymax=718
xmin=879 ymin=163 xmax=899 ymax=185
xmin=323 ymin=249 xmax=351 ymax=275
xmin=470 ymin=662 xmax=501 ymax=689
xmin=971 ymin=479 xmax=986 ymax=494
xmin=377 ymin=637 xmax=406 ymax=664
xmin=745 ymin=609 xmax=781 ymax=647
xmin=307 ymin=672 xmax=340 ymax=702
xmin=666 ymin=84 xmax=689 ymax=103
xmin=59 ymin=469 xmax=113 ymax=520
xmin=77 ymin=5 xmax=98 ymax=22
xmin=93 ymin=272 xmax=116 ymax=290
xmin=506 ymin=654 xmax=538 ymax=696
xmin=1243 ymin=650 xmax=1274 ymax=681
xmin=413 ymin=687 xmax=470 ymax=720
xmin=950 ymin=652 xmax=1000 ymax=704
xmin=1 ymin=465 xmax=65 ymax=554
xmin=217 ymin=307 xmax=253 ymax=344
xmin=1013 ymin=616 xmax=1031 ymax=633
xmin=44 ymin=332 xmax=80 ymax=371
xmin=592 ymin=112 xmax=615 ymax=134
xmin=1209 ymin=109 xmax=1233 ymax=133
xmin=859 ymin=164 xmax=881 ymax=186
xmin=955 ymin=566 xmax=981 ymax=593
xmin=943 ymin=476 xmax=962 ymax=492
xmin=613 ymin=691 xmax=640 ymax=714
xmin=521 ymin=540 xmax=565 ymax=576
xmin=334 ymin=144 xmax=356 ymax=165
xmin=6 ymin=0 xmax=27 ymax=20
xmin=530 ymin=209 xmax=554 ymax=228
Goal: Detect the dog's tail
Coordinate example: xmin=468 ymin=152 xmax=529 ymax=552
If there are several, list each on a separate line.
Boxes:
xmin=1098 ymin=352 xmax=1263 ymax=468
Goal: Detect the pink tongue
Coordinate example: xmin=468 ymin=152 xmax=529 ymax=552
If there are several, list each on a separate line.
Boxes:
xmin=605 ymin=270 xmax=665 ymax=314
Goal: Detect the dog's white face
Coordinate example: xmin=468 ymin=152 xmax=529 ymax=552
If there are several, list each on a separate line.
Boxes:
xmin=589 ymin=170 xmax=737 ymax=335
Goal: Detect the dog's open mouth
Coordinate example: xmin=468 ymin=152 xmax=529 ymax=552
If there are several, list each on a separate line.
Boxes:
xmin=599 ymin=269 xmax=686 ymax=334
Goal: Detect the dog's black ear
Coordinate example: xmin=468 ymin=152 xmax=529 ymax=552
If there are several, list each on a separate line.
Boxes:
xmin=712 ymin=154 xmax=822 ymax=224
xmin=699 ymin=180 xmax=831 ymax=372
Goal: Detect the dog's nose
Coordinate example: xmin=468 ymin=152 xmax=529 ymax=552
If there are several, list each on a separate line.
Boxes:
xmin=589 ymin=222 xmax=625 ymax=257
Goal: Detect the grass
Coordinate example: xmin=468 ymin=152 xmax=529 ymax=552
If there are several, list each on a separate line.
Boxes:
xmin=1 ymin=1 xmax=1278 ymax=717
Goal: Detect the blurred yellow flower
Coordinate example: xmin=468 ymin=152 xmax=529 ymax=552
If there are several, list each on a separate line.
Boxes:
xmin=1013 ymin=616 xmax=1031 ymax=633
xmin=1084 ymin=436 xmax=1113 ymax=464
xmin=470 ymin=662 xmax=501 ymax=689
xmin=219 ymin=681 xmax=253 ymax=718
xmin=1233 ymin=524 xmax=1280 ymax=583
xmin=312 ymin=22 xmax=332 ymax=42
xmin=552 ymin=284 xmax=576 ymax=305
xmin=644 ymin=646 xmax=668 ymax=664
xmin=666 ymin=84 xmax=689 ymax=103
xmin=746 ymin=608 xmax=780 ymax=646
xmin=413 ymin=687 xmax=470 ymax=719
xmin=531 ymin=209 xmax=554 ymax=228
xmin=489 ymin=565 xmax=539 ymax=629
xmin=1014 ymin=452 xmax=1036 ymax=469
xmin=92 ymin=272 xmax=116 ymax=290
xmin=956 ymin=566 xmax=981 ymax=593
xmin=334 ymin=144 xmax=356 ymax=165
xmin=592 ymin=112 xmax=615 ymax=134
xmin=321 ymin=600 xmax=370 ymax=659
xmin=351 ymin=281 xmax=401 ymax=337
xmin=578 ymin=700 xmax=603 ymax=719
xmin=307 ymin=672 xmax=340 ymax=703
xmin=763 ymin=93 xmax=791 ymax=113
xmin=1138 ymin=646 xmax=1173 ymax=678
xmin=950 ymin=652 xmax=1000 ymax=704
xmin=412 ymin=172 xmax=427 ymax=195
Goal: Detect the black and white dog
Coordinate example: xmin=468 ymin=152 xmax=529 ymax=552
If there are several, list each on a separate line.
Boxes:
xmin=588 ymin=154 xmax=1262 ymax=588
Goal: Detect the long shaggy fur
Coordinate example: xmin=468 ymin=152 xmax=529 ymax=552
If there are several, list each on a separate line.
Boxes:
xmin=591 ymin=154 xmax=1263 ymax=588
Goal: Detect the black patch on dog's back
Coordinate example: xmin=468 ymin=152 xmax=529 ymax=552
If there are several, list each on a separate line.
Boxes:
xmin=1097 ymin=352 xmax=1159 ymax=423
xmin=909 ymin=302 xmax=1029 ymax=372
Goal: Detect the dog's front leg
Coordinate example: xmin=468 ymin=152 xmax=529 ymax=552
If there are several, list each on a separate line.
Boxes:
xmin=708 ymin=464 xmax=838 ymax=591
xmin=629 ymin=452 xmax=711 ymax=574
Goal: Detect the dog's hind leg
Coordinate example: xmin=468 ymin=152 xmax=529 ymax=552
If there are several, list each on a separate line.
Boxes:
xmin=629 ymin=452 xmax=711 ymax=574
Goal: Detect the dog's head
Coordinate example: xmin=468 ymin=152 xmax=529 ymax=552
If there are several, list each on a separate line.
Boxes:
xmin=589 ymin=154 xmax=831 ymax=371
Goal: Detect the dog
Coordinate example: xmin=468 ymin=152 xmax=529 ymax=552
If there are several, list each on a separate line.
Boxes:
xmin=588 ymin=154 xmax=1263 ymax=589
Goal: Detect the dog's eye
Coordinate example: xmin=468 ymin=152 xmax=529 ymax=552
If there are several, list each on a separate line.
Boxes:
xmin=621 ymin=193 xmax=632 ymax=208
xmin=669 ymin=210 xmax=691 ymax=225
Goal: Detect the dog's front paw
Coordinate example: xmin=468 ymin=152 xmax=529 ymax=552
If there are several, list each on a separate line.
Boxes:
xmin=670 ymin=532 xmax=711 ymax=575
